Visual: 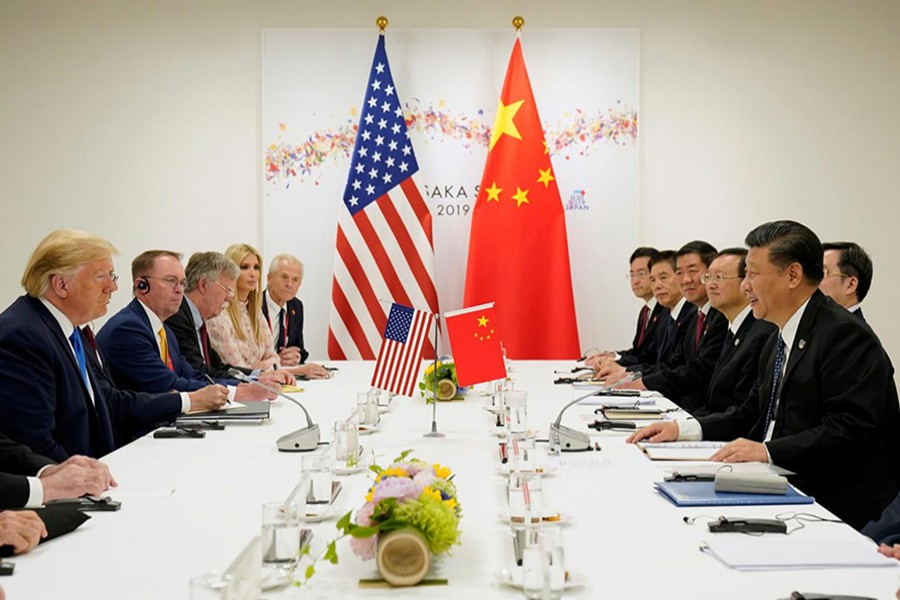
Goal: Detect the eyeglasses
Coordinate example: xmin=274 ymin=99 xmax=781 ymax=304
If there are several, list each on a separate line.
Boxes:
xmin=700 ymin=273 xmax=743 ymax=285
xmin=822 ymin=269 xmax=849 ymax=279
xmin=626 ymin=270 xmax=649 ymax=280
xmin=95 ymin=272 xmax=119 ymax=284
xmin=147 ymin=276 xmax=187 ymax=291
xmin=212 ymin=279 xmax=235 ymax=299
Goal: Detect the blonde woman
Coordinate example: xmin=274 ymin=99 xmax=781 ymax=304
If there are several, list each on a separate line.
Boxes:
xmin=207 ymin=244 xmax=280 ymax=371
xmin=207 ymin=244 xmax=326 ymax=379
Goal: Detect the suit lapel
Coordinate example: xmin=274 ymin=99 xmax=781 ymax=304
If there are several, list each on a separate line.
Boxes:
xmin=781 ymin=296 xmax=820 ymax=390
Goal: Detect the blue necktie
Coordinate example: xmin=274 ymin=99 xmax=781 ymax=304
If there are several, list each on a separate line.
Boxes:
xmin=763 ymin=335 xmax=787 ymax=438
xmin=69 ymin=329 xmax=90 ymax=388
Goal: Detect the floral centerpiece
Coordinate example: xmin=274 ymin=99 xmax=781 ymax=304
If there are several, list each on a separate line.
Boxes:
xmin=297 ymin=451 xmax=462 ymax=587
xmin=419 ymin=358 xmax=466 ymax=401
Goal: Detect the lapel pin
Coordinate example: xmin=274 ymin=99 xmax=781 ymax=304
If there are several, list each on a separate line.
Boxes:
xmin=798 ymin=339 xmax=806 ymax=350
xmin=734 ymin=338 xmax=740 ymax=347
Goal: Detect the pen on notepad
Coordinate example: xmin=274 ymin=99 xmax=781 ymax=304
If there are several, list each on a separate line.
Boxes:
xmin=203 ymin=374 xmax=233 ymax=407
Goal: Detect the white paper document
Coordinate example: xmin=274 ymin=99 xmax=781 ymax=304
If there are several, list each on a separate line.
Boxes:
xmin=700 ymin=540 xmax=899 ymax=571
xmin=637 ymin=441 xmax=726 ymax=461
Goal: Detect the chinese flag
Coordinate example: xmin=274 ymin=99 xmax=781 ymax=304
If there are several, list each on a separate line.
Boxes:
xmin=463 ymin=39 xmax=580 ymax=359
xmin=444 ymin=303 xmax=507 ymax=387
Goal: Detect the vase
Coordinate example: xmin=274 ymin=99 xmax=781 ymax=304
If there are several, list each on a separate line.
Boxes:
xmin=375 ymin=527 xmax=432 ymax=586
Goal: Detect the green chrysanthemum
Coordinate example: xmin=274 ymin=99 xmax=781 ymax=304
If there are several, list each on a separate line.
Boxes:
xmin=392 ymin=494 xmax=460 ymax=554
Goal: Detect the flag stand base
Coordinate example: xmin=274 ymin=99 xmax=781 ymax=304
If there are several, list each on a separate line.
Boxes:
xmin=423 ymin=421 xmax=445 ymax=438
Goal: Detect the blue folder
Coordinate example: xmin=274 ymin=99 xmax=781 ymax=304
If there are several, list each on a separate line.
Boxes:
xmin=655 ymin=481 xmax=815 ymax=507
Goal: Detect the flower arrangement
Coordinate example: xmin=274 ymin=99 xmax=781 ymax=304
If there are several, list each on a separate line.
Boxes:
xmin=295 ymin=450 xmax=462 ymax=586
xmin=419 ymin=358 xmax=465 ymax=401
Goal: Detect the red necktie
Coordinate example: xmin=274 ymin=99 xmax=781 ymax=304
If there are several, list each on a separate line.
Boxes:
xmin=199 ymin=322 xmax=211 ymax=368
xmin=695 ymin=311 xmax=706 ymax=345
xmin=636 ymin=305 xmax=650 ymax=346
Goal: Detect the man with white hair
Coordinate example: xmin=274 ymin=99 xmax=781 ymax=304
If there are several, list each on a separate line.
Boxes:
xmin=262 ymin=253 xmax=329 ymax=379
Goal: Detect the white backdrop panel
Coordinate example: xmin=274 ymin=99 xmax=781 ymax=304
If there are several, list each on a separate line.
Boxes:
xmin=263 ymin=29 xmax=639 ymax=358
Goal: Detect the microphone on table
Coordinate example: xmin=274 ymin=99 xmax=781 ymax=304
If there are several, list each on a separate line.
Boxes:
xmin=227 ymin=368 xmax=320 ymax=452
xmin=548 ymin=371 xmax=642 ymax=454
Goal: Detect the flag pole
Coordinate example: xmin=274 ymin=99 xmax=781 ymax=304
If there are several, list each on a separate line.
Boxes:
xmin=512 ymin=15 xmax=524 ymax=36
xmin=424 ymin=313 xmax=445 ymax=438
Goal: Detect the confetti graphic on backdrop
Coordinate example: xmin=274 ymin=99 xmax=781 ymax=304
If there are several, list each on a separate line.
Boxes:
xmin=264 ymin=100 xmax=637 ymax=187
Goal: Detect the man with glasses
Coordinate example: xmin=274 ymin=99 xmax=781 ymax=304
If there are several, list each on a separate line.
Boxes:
xmin=96 ymin=251 xmax=271 ymax=412
xmin=629 ymin=221 xmax=899 ymax=530
xmin=165 ymin=252 xmax=290 ymax=390
xmin=820 ymin=241 xmax=873 ymax=322
xmin=0 ymin=231 xmax=218 ymax=460
xmin=585 ymin=247 xmax=668 ymax=372
xmin=606 ymin=241 xmax=728 ymax=413
xmin=698 ymin=248 xmax=776 ymax=415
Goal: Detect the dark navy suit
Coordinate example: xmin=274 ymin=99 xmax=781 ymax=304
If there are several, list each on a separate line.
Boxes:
xmin=0 ymin=432 xmax=55 ymax=510
xmin=0 ymin=296 xmax=179 ymax=461
xmin=617 ymin=302 xmax=669 ymax=370
xmin=262 ymin=291 xmax=309 ymax=364
xmin=863 ymin=492 xmax=900 ymax=546
xmin=96 ymin=298 xmax=230 ymax=394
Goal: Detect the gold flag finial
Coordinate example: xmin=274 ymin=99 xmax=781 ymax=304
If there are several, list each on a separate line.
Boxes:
xmin=376 ymin=16 xmax=389 ymax=32
xmin=512 ymin=16 xmax=524 ymax=31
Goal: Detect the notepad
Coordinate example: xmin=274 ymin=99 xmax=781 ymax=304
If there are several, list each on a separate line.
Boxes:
xmin=638 ymin=441 xmax=726 ymax=460
xmin=654 ymin=481 xmax=814 ymax=507
xmin=602 ymin=407 xmax=665 ymax=420
xmin=700 ymin=539 xmax=897 ymax=571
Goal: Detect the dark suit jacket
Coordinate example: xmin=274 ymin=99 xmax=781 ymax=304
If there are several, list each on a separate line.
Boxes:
xmin=0 ymin=432 xmax=55 ymax=510
xmin=80 ymin=327 xmax=184 ymax=446
xmin=862 ymin=491 xmax=900 ymax=546
xmin=642 ymin=306 xmax=727 ymax=413
xmin=165 ymin=297 xmax=245 ymax=381
xmin=699 ymin=312 xmax=777 ymax=417
xmin=626 ymin=301 xmax=695 ymax=374
xmin=852 ymin=306 xmax=866 ymax=322
xmin=0 ymin=296 xmax=118 ymax=461
xmin=617 ymin=302 xmax=669 ymax=369
xmin=698 ymin=290 xmax=900 ymax=530
xmin=96 ymin=298 xmax=226 ymax=394
xmin=262 ymin=292 xmax=309 ymax=364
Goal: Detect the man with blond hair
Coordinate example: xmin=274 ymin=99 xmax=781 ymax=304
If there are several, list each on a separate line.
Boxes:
xmin=262 ymin=253 xmax=329 ymax=379
xmin=0 ymin=230 xmax=227 ymax=461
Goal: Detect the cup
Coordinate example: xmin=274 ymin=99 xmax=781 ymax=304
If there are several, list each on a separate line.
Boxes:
xmin=302 ymin=452 xmax=334 ymax=506
xmin=260 ymin=501 xmax=301 ymax=564
xmin=333 ymin=416 xmax=360 ymax=469
xmin=505 ymin=391 xmax=528 ymax=436
xmin=189 ymin=571 xmax=235 ymax=600
xmin=521 ymin=525 xmax=565 ymax=600
xmin=509 ymin=436 xmax=537 ymax=474
xmin=508 ymin=473 xmax=542 ymax=526
xmin=357 ymin=391 xmax=379 ymax=426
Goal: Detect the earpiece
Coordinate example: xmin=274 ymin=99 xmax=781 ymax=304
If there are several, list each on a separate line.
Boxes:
xmin=135 ymin=277 xmax=150 ymax=293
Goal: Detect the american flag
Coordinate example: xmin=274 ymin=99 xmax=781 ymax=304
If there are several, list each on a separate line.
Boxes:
xmin=371 ymin=303 xmax=433 ymax=397
xmin=327 ymin=34 xmax=438 ymax=359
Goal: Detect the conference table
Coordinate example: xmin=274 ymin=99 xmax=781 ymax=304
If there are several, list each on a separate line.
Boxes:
xmin=4 ymin=361 xmax=898 ymax=599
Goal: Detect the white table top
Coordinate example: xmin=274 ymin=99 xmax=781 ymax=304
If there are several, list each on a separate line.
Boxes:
xmin=4 ymin=361 xmax=898 ymax=599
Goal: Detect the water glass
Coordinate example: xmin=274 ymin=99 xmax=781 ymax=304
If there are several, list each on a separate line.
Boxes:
xmin=509 ymin=436 xmax=537 ymax=474
xmin=302 ymin=452 xmax=334 ymax=505
xmin=508 ymin=473 xmax=542 ymax=526
xmin=357 ymin=391 xmax=379 ymax=426
xmin=333 ymin=416 xmax=360 ymax=468
xmin=260 ymin=501 xmax=301 ymax=564
xmin=505 ymin=391 xmax=528 ymax=436
xmin=522 ymin=525 xmax=565 ymax=600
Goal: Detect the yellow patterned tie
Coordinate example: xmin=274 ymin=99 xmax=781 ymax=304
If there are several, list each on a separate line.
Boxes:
xmin=158 ymin=327 xmax=174 ymax=370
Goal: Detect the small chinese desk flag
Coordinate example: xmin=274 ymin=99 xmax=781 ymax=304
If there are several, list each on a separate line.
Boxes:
xmin=444 ymin=303 xmax=507 ymax=387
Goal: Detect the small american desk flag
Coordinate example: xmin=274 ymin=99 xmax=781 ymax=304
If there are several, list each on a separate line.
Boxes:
xmin=371 ymin=303 xmax=433 ymax=397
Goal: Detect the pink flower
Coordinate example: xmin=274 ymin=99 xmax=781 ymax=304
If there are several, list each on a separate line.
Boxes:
xmin=372 ymin=476 xmax=420 ymax=503
xmin=356 ymin=502 xmax=375 ymax=526
xmin=413 ymin=470 xmax=435 ymax=492
xmin=350 ymin=533 xmax=377 ymax=560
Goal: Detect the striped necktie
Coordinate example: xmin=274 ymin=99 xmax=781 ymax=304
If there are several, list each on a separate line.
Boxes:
xmin=763 ymin=335 xmax=787 ymax=438
xmin=69 ymin=329 xmax=90 ymax=388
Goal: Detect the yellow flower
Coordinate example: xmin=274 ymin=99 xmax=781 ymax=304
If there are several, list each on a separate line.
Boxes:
xmin=444 ymin=498 xmax=458 ymax=511
xmin=424 ymin=360 xmax=443 ymax=376
xmin=365 ymin=487 xmax=374 ymax=503
xmin=433 ymin=464 xmax=452 ymax=479
xmin=421 ymin=487 xmax=441 ymax=502
xmin=376 ymin=466 xmax=409 ymax=482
